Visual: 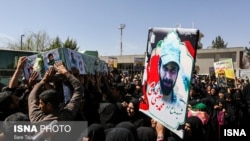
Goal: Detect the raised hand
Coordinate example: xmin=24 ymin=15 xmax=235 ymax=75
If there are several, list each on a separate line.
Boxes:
xmin=28 ymin=71 xmax=39 ymax=88
xmin=41 ymin=67 xmax=55 ymax=84
xmin=17 ymin=56 xmax=28 ymax=70
xmin=54 ymin=61 xmax=68 ymax=75
xmin=9 ymin=56 xmax=28 ymax=88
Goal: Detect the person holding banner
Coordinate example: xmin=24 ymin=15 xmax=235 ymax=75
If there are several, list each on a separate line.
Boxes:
xmin=28 ymin=62 xmax=83 ymax=122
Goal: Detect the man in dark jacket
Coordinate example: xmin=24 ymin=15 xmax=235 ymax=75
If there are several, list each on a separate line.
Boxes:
xmin=28 ymin=61 xmax=83 ymax=122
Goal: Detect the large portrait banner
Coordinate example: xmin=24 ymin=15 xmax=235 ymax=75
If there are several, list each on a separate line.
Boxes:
xmin=140 ymin=28 xmax=199 ymax=138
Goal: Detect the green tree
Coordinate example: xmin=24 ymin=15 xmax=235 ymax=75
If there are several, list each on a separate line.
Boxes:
xmin=211 ymin=36 xmax=228 ymax=49
xmin=6 ymin=31 xmax=79 ymax=52
xmin=63 ymin=37 xmax=79 ymax=51
xmin=46 ymin=36 xmax=63 ymax=51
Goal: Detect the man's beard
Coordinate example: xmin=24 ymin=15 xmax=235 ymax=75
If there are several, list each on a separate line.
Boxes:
xmin=160 ymin=78 xmax=174 ymax=96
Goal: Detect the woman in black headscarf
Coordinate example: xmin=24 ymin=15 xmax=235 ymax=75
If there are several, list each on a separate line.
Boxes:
xmin=224 ymin=92 xmax=236 ymax=126
xmin=125 ymin=98 xmax=151 ymax=128
xmin=241 ymin=83 xmax=250 ymax=127
xmin=233 ymin=88 xmax=248 ymax=126
xmin=184 ymin=116 xmax=206 ymax=141
xmin=82 ymin=123 xmax=105 ymax=141
xmin=136 ymin=126 xmax=156 ymax=141
xmin=116 ymin=121 xmax=137 ymax=140
xmin=105 ymin=127 xmax=135 ymax=141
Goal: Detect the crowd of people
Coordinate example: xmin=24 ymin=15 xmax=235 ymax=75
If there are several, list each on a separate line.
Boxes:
xmin=0 ymin=56 xmax=250 ymax=141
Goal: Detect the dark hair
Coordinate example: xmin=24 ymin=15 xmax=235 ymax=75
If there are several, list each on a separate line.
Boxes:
xmin=116 ymin=121 xmax=137 ymax=140
xmin=48 ymin=53 xmax=53 ymax=58
xmin=111 ymin=68 xmax=118 ymax=74
xmin=1 ymin=112 xmax=29 ymax=139
xmin=111 ymin=83 xmax=124 ymax=92
xmin=129 ymin=98 xmax=140 ymax=112
xmin=39 ymin=89 xmax=60 ymax=108
xmin=85 ymin=123 xmax=105 ymax=141
xmin=4 ymin=112 xmax=29 ymax=121
xmin=124 ymin=83 xmax=136 ymax=94
xmin=0 ymin=91 xmax=13 ymax=112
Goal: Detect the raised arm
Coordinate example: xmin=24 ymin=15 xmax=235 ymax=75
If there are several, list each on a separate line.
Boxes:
xmin=8 ymin=56 xmax=28 ymax=88
xmin=28 ymin=67 xmax=54 ymax=122
xmin=54 ymin=62 xmax=83 ymax=120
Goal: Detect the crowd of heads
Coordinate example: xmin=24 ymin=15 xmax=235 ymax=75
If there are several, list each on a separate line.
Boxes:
xmin=0 ymin=56 xmax=250 ymax=141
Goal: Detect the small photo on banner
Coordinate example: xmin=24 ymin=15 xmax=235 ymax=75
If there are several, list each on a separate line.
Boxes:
xmin=140 ymin=27 xmax=199 ymax=139
xmin=209 ymin=67 xmax=216 ymax=80
xmin=42 ymin=48 xmax=61 ymax=71
xmin=102 ymin=61 xmax=109 ymax=74
xmin=23 ymin=54 xmax=44 ymax=80
xmin=108 ymin=57 xmax=117 ymax=69
xmin=97 ymin=60 xmax=108 ymax=74
xmin=66 ymin=48 xmax=86 ymax=74
xmin=213 ymin=59 xmax=235 ymax=88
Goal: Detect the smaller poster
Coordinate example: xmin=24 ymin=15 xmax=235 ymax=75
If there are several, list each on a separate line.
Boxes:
xmin=209 ymin=67 xmax=215 ymax=79
xmin=108 ymin=57 xmax=117 ymax=69
xmin=42 ymin=48 xmax=61 ymax=71
xmin=213 ymin=59 xmax=235 ymax=88
xmin=65 ymin=48 xmax=86 ymax=74
xmin=239 ymin=69 xmax=250 ymax=79
xmin=23 ymin=54 xmax=44 ymax=80
xmin=96 ymin=60 xmax=108 ymax=74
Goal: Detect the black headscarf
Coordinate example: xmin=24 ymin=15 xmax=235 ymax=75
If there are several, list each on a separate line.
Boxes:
xmin=136 ymin=126 xmax=156 ymax=141
xmin=86 ymin=123 xmax=105 ymax=141
xmin=242 ymin=83 xmax=250 ymax=127
xmin=105 ymin=127 xmax=135 ymax=141
xmin=184 ymin=116 xmax=205 ymax=141
xmin=130 ymin=98 xmax=140 ymax=112
xmin=127 ymin=98 xmax=151 ymax=128
xmin=116 ymin=121 xmax=137 ymax=140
